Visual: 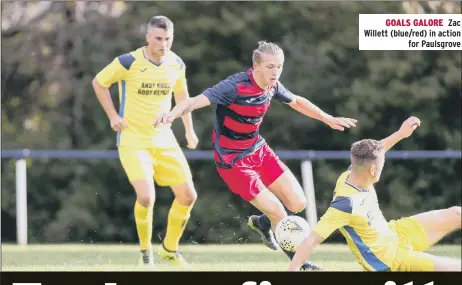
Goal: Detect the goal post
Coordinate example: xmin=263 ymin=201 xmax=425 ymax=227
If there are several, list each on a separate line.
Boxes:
xmin=301 ymin=160 xmax=318 ymax=228
xmin=16 ymin=159 xmax=28 ymax=245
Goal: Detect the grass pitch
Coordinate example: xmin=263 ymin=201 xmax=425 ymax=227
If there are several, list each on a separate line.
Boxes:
xmin=2 ymin=244 xmax=461 ymax=271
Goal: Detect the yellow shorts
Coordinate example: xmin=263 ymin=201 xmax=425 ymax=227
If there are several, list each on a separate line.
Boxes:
xmin=388 ymin=217 xmax=435 ymax=271
xmin=118 ymin=144 xmax=192 ymax=187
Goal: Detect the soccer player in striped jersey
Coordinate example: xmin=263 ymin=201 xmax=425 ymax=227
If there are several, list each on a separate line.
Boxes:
xmin=154 ymin=41 xmax=357 ymax=270
xmin=92 ymin=16 xmax=198 ymax=270
xmin=289 ymin=117 xmax=461 ymax=272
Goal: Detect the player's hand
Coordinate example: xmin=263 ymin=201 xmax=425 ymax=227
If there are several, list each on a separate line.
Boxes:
xmin=325 ymin=116 xmax=358 ymax=131
xmin=398 ymin=116 xmax=420 ymax=138
xmin=154 ymin=112 xmax=175 ymax=127
xmin=109 ymin=115 xmax=128 ymax=132
xmin=185 ymin=130 xmax=199 ymax=149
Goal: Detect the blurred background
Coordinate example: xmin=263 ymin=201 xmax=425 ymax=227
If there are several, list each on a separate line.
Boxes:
xmin=1 ymin=1 xmax=461 ymax=248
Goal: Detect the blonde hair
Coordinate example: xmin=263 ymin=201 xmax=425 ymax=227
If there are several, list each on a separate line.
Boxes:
xmin=252 ymin=41 xmax=284 ymax=64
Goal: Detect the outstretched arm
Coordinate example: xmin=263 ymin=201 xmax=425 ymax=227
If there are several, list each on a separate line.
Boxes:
xmin=288 ymin=231 xmax=324 ymax=271
xmin=288 ymin=95 xmax=332 ymax=122
xmin=288 ymin=201 xmax=352 ymax=271
xmin=154 ymin=94 xmax=211 ymax=127
xmin=288 ymin=95 xmax=357 ymax=131
xmin=273 ymin=84 xmax=357 ymax=131
xmin=381 ymin=116 xmax=421 ymax=152
xmin=154 ymin=77 xmax=236 ymax=127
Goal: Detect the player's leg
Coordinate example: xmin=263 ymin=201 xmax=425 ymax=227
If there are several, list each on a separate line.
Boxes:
xmin=248 ymin=184 xmax=323 ymax=271
xmin=217 ymin=157 xmax=281 ymax=250
xmin=266 ymin=170 xmax=306 ymax=213
xmin=219 ymin=147 xmax=322 ymax=271
xmin=394 ymin=247 xmax=461 ymax=271
xmin=249 ymin=166 xmax=306 ymax=240
xmin=262 ymin=145 xmax=307 ymax=214
xmin=118 ymin=147 xmax=156 ymax=269
xmin=432 ymin=255 xmax=461 ymax=271
xmin=248 ymin=171 xmax=300 ymax=250
xmin=153 ymin=145 xmax=197 ymax=269
xmin=249 ymin=188 xmax=289 ymax=232
xmin=410 ymin=206 xmax=461 ymax=249
xmin=249 ymin=144 xmax=306 ymax=249
xmin=255 ymin=145 xmax=322 ymax=270
xmin=166 ymin=181 xmax=197 ymax=251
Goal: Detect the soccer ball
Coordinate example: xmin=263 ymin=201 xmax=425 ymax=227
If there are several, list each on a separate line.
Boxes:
xmin=275 ymin=215 xmax=312 ymax=252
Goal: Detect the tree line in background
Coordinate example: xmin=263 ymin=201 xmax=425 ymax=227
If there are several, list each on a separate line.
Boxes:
xmin=1 ymin=1 xmax=461 ymax=244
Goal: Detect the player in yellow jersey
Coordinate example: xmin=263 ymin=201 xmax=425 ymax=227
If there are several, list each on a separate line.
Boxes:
xmin=289 ymin=116 xmax=461 ymax=272
xmin=92 ymin=16 xmax=198 ymax=270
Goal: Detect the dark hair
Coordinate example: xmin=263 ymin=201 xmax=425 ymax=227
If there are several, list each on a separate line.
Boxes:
xmin=147 ymin=15 xmax=173 ymax=33
xmin=350 ymin=139 xmax=385 ymax=167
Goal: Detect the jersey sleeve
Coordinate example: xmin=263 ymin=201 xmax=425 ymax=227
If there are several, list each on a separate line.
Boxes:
xmin=313 ymin=198 xmax=352 ymax=239
xmin=274 ymin=82 xmax=296 ymax=103
xmin=173 ymin=56 xmax=187 ymax=93
xmin=173 ymin=66 xmax=188 ymax=93
xmin=202 ymin=77 xmax=237 ymax=106
xmin=95 ymin=53 xmax=134 ymax=88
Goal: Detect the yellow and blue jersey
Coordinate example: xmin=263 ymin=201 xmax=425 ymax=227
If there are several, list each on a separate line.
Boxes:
xmin=313 ymin=169 xmax=400 ymax=271
xmin=96 ymin=47 xmax=187 ymax=148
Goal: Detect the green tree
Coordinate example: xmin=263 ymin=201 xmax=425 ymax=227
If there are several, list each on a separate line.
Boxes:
xmin=2 ymin=1 xmax=460 ymax=244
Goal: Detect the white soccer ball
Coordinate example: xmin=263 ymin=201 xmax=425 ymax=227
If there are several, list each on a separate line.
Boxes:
xmin=275 ymin=215 xmax=312 ymax=252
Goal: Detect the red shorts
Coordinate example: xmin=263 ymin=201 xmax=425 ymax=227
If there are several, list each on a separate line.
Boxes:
xmin=215 ymin=144 xmax=287 ymax=201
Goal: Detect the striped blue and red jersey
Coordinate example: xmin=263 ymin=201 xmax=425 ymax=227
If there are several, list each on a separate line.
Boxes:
xmin=202 ymin=68 xmax=295 ymax=168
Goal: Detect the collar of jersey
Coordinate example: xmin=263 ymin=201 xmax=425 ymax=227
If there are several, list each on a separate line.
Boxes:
xmin=345 ymin=175 xmax=369 ymax=192
xmin=142 ymin=47 xmax=164 ymax=67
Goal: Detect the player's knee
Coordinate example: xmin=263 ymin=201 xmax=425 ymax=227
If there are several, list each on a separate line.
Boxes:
xmin=132 ymin=180 xmax=155 ymax=207
xmin=136 ymin=192 xmax=154 ymax=207
xmin=182 ymin=188 xmax=197 ymax=206
xmin=287 ymin=196 xmax=307 ymax=214
xmin=173 ymin=182 xmax=197 ymax=206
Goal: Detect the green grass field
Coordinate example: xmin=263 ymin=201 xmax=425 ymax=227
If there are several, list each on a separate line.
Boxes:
xmin=2 ymin=244 xmax=461 ymax=271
